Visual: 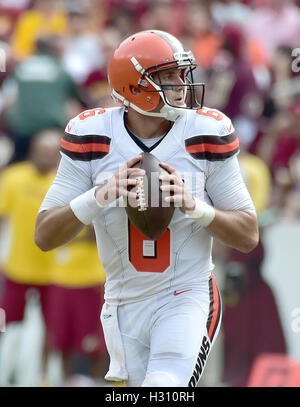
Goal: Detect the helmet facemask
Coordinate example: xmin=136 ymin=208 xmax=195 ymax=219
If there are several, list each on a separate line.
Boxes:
xmin=142 ymin=65 xmax=205 ymax=111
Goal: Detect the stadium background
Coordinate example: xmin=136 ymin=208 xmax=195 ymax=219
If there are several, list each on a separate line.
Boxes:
xmin=0 ymin=0 xmax=300 ymax=387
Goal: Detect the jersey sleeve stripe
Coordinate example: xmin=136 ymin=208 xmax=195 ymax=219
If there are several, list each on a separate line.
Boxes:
xmin=187 ymin=149 xmax=239 ymax=161
xmin=186 ymin=138 xmax=239 ymax=154
xmin=185 ymin=133 xmax=239 ymax=160
xmin=185 ymin=133 xmax=237 ymax=147
xmin=61 ymin=138 xmax=110 ymax=154
xmin=61 ymin=133 xmax=111 ymax=160
xmin=60 ymin=147 xmax=109 ymax=161
xmin=63 ymin=133 xmax=111 ymax=145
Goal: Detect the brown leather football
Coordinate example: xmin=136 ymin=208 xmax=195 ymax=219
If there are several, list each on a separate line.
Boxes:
xmin=125 ymin=152 xmax=175 ymax=240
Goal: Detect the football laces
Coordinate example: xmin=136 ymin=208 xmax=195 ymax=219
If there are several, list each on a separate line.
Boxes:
xmin=136 ymin=176 xmax=147 ymax=212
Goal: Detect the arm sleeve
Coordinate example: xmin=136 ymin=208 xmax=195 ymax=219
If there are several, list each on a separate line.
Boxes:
xmin=206 ymin=155 xmax=256 ymax=213
xmin=39 ymin=152 xmax=93 ymax=212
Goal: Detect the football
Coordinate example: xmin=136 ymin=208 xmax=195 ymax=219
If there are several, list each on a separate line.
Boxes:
xmin=125 ymin=152 xmax=175 ymax=240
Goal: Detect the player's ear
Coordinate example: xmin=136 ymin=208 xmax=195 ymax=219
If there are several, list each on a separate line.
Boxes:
xmin=129 ymin=85 xmax=141 ymax=95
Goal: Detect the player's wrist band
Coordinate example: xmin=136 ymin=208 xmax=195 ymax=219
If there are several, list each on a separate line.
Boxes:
xmin=185 ymin=197 xmax=215 ymax=227
xmin=70 ymin=187 xmax=104 ymax=225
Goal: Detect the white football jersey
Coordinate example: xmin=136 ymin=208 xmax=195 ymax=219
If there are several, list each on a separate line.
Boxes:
xmin=40 ymin=106 xmax=255 ymax=305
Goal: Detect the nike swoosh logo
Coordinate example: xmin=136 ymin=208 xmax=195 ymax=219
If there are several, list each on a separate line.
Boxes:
xmin=103 ymin=314 xmax=112 ymax=319
xmin=173 ymin=289 xmax=192 ymax=296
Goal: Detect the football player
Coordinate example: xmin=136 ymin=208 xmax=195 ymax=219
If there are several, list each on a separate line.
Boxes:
xmin=35 ymin=30 xmax=259 ymax=387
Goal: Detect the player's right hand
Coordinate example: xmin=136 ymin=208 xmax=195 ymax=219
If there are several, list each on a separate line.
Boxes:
xmin=95 ymin=155 xmax=145 ymax=207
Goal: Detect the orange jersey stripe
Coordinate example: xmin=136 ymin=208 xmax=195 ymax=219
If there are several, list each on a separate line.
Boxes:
xmin=186 ymin=137 xmax=239 ymax=155
xmin=61 ymin=138 xmax=110 ymax=154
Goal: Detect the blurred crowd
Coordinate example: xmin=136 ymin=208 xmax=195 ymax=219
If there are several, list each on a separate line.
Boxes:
xmin=0 ymin=0 xmax=300 ymax=387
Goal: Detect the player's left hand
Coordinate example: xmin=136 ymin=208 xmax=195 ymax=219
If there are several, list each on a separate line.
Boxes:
xmin=159 ymin=162 xmax=195 ymax=213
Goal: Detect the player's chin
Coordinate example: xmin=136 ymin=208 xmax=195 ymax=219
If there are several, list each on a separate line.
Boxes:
xmin=171 ymin=99 xmax=186 ymax=108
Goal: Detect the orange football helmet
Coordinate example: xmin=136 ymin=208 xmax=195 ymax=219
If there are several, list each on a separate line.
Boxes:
xmin=107 ymin=30 xmax=205 ymax=121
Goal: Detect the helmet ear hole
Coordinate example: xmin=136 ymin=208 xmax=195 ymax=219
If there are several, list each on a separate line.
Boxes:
xmin=129 ymin=85 xmax=141 ymax=96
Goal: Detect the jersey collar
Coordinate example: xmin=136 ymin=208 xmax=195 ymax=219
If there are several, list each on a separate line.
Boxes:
xmin=111 ymin=108 xmax=187 ymax=162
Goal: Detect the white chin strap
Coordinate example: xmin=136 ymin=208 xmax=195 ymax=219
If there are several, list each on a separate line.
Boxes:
xmin=111 ymin=89 xmax=185 ymax=122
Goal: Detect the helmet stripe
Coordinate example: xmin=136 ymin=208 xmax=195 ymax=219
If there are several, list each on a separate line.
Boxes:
xmin=143 ymin=30 xmax=184 ymax=54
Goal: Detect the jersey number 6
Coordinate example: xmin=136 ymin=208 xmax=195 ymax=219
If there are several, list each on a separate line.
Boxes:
xmin=197 ymin=108 xmax=223 ymax=121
